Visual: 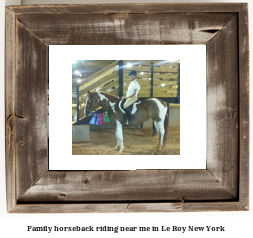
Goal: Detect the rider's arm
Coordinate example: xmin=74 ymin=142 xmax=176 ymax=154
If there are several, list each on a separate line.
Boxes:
xmin=124 ymin=89 xmax=137 ymax=99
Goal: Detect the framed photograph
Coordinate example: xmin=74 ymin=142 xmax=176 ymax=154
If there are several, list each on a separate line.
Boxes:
xmin=5 ymin=3 xmax=249 ymax=212
xmin=50 ymin=45 xmax=206 ymax=170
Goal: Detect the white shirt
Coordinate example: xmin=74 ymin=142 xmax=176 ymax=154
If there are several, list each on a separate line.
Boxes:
xmin=126 ymin=80 xmax=140 ymax=97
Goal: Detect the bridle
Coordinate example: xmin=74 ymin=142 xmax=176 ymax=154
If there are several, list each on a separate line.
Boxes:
xmin=85 ymin=94 xmax=99 ymax=116
xmin=85 ymin=92 xmax=117 ymax=116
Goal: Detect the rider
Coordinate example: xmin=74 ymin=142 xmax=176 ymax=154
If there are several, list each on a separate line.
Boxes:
xmin=122 ymin=70 xmax=140 ymax=125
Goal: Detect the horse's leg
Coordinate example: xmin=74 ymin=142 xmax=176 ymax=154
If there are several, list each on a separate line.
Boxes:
xmin=154 ymin=121 xmax=161 ymax=148
xmin=116 ymin=120 xmax=124 ymax=154
xmin=115 ymin=130 xmax=120 ymax=151
xmin=156 ymin=120 xmax=165 ymax=150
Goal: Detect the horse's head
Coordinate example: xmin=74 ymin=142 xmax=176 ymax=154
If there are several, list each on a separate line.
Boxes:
xmin=84 ymin=91 xmax=101 ymax=116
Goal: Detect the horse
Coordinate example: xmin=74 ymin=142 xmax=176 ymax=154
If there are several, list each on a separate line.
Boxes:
xmin=84 ymin=91 xmax=169 ymax=154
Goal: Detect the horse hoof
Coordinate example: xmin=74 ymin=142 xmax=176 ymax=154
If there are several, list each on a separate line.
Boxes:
xmin=115 ymin=146 xmax=119 ymax=151
xmin=118 ymin=150 xmax=124 ymax=155
xmin=158 ymin=146 xmax=162 ymax=150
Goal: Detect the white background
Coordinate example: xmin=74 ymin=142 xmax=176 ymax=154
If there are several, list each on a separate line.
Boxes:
xmin=1 ymin=0 xmax=252 ymax=237
xmin=50 ymin=45 xmax=206 ymax=170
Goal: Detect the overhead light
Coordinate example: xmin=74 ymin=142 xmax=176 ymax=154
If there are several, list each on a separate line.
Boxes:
xmin=126 ymin=63 xmax=132 ymax=68
xmin=161 ymin=84 xmax=165 ymax=87
xmin=74 ymin=70 xmax=80 ymax=75
xmin=79 ymin=74 xmax=82 ymax=77
xmin=140 ymin=72 xmax=144 ymax=75
xmin=77 ymin=79 xmax=81 ymax=83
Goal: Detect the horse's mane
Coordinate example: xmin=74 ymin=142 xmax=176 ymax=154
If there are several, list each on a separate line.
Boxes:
xmin=97 ymin=91 xmax=120 ymax=103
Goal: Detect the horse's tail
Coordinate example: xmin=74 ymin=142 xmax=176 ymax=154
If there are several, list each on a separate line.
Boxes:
xmin=163 ymin=107 xmax=169 ymax=146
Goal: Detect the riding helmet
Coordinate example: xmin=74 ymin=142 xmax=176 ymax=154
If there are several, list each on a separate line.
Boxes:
xmin=128 ymin=70 xmax=137 ymax=76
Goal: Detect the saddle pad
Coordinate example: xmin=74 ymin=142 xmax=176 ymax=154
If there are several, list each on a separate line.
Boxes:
xmin=119 ymin=99 xmax=141 ymax=114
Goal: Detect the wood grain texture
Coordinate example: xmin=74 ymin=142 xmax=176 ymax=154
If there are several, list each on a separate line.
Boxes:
xmin=125 ymin=202 xmax=248 ymax=213
xmin=10 ymin=202 xmax=247 ymax=213
xmin=238 ymin=4 xmax=249 ymax=208
xmin=7 ymin=3 xmax=246 ymax=14
xmin=206 ymin=16 xmax=239 ymax=198
xmin=16 ymin=13 xmax=236 ymax=45
xmin=15 ymin=20 xmax=48 ymax=200
xmin=5 ymin=3 xmax=249 ymax=213
xmin=18 ymin=170 xmax=236 ymax=202
xmin=5 ymin=7 xmax=17 ymax=212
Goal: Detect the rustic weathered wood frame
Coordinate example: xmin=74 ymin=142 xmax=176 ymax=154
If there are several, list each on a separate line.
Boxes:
xmin=5 ymin=4 xmax=249 ymax=213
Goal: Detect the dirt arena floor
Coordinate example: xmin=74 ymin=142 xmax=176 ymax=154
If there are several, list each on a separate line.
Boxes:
xmin=72 ymin=126 xmax=180 ymax=155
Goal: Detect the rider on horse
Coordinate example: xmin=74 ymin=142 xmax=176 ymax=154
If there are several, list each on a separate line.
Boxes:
xmin=122 ymin=70 xmax=141 ymax=125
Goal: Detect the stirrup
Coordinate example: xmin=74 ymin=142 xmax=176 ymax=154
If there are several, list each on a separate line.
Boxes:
xmin=124 ymin=106 xmax=132 ymax=125
xmin=126 ymin=118 xmax=132 ymax=125
xmin=125 ymin=116 xmax=131 ymax=125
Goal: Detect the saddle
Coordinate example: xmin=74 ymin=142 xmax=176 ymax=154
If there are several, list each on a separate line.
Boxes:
xmin=119 ymin=99 xmax=141 ymax=115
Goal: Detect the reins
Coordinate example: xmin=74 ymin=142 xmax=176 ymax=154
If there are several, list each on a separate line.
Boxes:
xmin=87 ymin=93 xmax=117 ymax=113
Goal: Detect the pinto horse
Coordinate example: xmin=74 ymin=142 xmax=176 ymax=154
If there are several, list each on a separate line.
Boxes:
xmin=84 ymin=91 xmax=169 ymax=154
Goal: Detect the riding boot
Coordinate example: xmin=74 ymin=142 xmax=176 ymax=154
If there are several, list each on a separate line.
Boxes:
xmin=124 ymin=107 xmax=132 ymax=125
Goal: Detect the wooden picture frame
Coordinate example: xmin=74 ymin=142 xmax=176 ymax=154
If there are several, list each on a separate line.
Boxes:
xmin=5 ymin=3 xmax=249 ymax=213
